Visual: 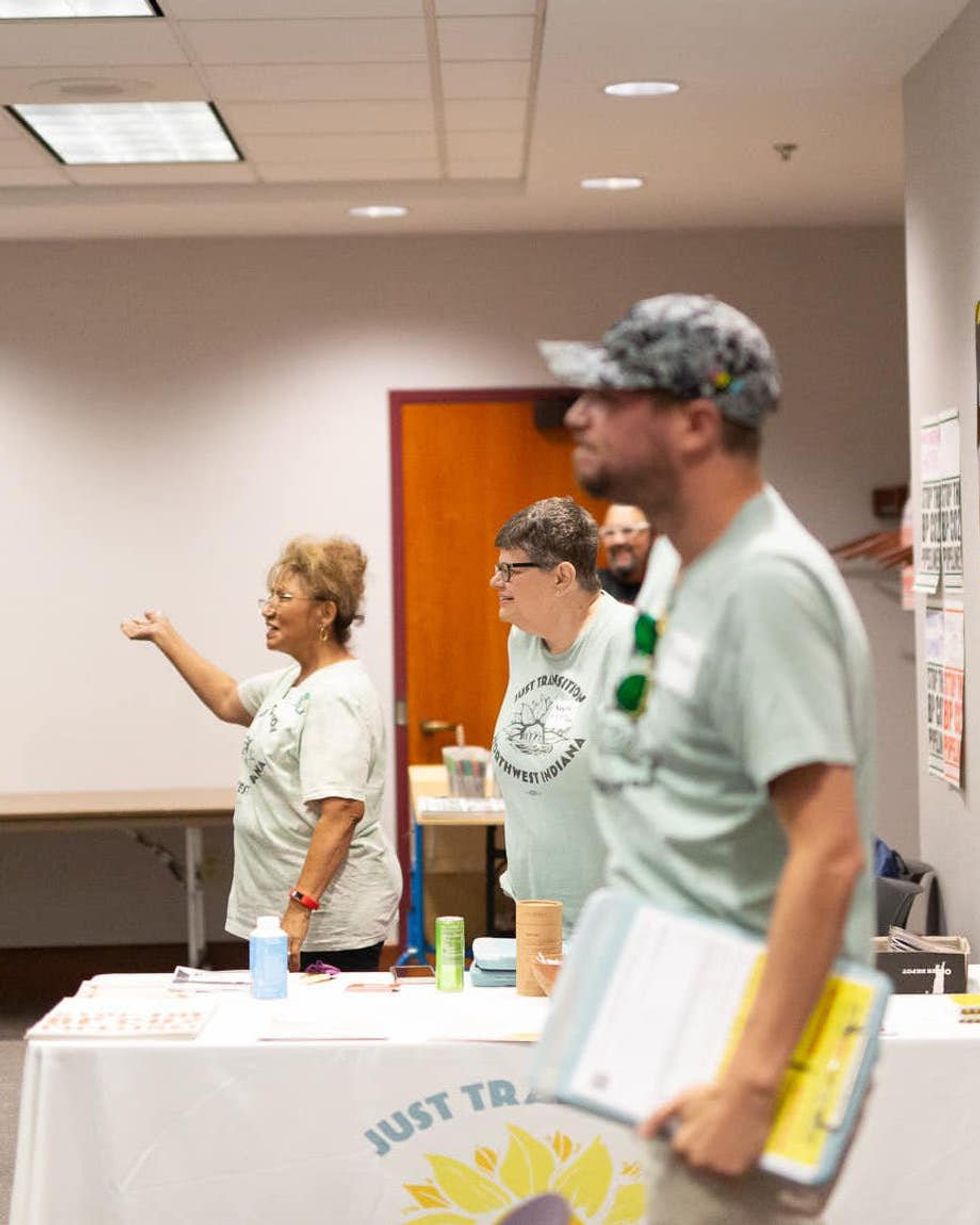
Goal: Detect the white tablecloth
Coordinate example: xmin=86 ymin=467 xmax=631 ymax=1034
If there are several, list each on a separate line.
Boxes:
xmin=11 ymin=976 xmax=980 ymax=1225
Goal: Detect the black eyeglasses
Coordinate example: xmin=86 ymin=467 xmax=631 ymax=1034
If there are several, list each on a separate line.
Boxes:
xmin=615 ymin=611 xmax=663 ymax=716
xmin=493 ymin=561 xmax=543 ymax=583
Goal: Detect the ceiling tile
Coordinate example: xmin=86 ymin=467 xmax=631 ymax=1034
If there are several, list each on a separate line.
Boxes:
xmin=181 ymin=19 xmax=427 ymax=65
xmin=243 ymin=131 xmax=436 ymax=162
xmin=258 ymin=158 xmax=439 ymax=181
xmin=0 ymin=0 xmax=939 ymax=240
xmin=0 ymin=164 xmax=68 ymax=185
xmin=444 ymin=97 xmax=524 ymax=129
xmin=222 ymin=100 xmax=434 ymax=134
xmin=447 ymin=155 xmax=521 ymax=177
xmin=65 ymin=161 xmax=256 ymax=184
xmin=441 ymin=60 xmax=528 ymax=97
xmin=0 ymin=21 xmax=188 ymax=68
xmin=168 ymin=0 xmax=421 ymax=14
xmin=446 ymin=129 xmax=522 ymax=159
xmin=437 ymin=0 xmax=536 ymax=12
xmin=202 ymin=62 xmax=431 ymax=101
xmin=437 ymin=15 xmax=534 ymax=59
xmin=0 ymin=65 xmax=207 ymax=104
xmin=0 ymin=136 xmax=52 ymax=167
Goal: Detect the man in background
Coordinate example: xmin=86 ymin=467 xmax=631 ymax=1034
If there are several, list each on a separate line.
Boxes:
xmin=598 ymin=503 xmax=652 ymax=602
xmin=540 ymin=294 xmax=873 ymax=1224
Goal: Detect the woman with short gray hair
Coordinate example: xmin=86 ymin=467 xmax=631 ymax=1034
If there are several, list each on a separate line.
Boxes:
xmin=490 ymin=496 xmax=633 ymax=931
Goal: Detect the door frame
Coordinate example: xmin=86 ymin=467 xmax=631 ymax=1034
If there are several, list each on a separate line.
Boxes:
xmin=388 ymin=387 xmax=576 ymax=945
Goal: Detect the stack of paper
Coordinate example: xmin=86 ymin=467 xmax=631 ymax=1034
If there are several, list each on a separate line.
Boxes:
xmin=531 ymin=888 xmax=891 ymax=1197
xmin=414 ymin=796 xmax=505 ymax=816
xmin=885 ymin=927 xmax=949 ymax=952
xmin=26 ymin=996 xmax=215 ymax=1040
xmin=171 ymin=966 xmax=251 ymax=990
xmin=949 ymin=994 xmax=980 ymax=1023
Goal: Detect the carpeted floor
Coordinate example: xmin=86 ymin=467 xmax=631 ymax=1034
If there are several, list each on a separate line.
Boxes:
xmin=0 ymin=1013 xmax=39 ymax=1225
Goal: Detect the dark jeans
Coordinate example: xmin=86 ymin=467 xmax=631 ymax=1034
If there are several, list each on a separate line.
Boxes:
xmin=299 ymin=942 xmax=384 ymax=972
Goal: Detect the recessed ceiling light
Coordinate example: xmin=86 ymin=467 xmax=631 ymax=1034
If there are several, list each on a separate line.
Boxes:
xmin=8 ymin=102 xmax=241 ymax=164
xmin=579 ymin=176 xmax=645 ymax=191
xmin=347 ymin=205 xmax=409 ymax=219
xmin=603 ymin=81 xmax=680 ymax=98
xmin=0 ymin=1 xmax=158 ymax=16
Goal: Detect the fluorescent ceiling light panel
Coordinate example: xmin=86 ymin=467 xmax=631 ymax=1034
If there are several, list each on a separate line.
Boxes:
xmin=10 ymin=102 xmax=241 ymax=164
xmin=0 ymin=1 xmax=157 ymax=15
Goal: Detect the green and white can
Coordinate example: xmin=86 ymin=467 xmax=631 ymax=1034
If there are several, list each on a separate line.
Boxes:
xmin=435 ymin=915 xmax=465 ymax=992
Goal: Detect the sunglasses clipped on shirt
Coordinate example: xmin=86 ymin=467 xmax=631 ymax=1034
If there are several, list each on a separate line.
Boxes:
xmin=615 ymin=610 xmax=664 ymax=717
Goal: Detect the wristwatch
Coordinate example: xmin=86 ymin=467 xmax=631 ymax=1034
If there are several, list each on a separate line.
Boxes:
xmin=288 ymin=888 xmax=320 ymax=912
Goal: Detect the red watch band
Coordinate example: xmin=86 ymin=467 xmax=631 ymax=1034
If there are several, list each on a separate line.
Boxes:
xmin=289 ymin=889 xmax=320 ymax=912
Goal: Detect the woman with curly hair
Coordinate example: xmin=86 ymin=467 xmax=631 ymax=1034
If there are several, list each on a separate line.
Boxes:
xmin=122 ymin=536 xmax=401 ymax=971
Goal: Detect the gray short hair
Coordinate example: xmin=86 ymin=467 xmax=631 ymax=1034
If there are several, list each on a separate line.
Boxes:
xmin=494 ymin=497 xmax=600 ymax=592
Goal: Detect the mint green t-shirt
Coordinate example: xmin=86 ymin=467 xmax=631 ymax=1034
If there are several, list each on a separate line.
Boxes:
xmin=593 ymin=487 xmax=875 ymax=963
xmin=227 ymin=659 xmax=401 ymax=951
xmin=492 ymin=591 xmax=634 ymax=931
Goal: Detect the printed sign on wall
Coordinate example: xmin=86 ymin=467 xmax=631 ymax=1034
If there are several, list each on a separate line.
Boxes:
xmin=925 ymin=601 xmax=964 ymax=789
xmin=916 ymin=410 xmax=962 ymax=593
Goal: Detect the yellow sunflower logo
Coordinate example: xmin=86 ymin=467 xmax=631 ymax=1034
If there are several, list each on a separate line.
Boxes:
xmin=401 ymin=1124 xmax=645 ymax=1224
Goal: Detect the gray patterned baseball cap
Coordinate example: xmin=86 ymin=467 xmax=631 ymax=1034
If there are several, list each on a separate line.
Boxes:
xmin=538 ymin=294 xmax=780 ymax=428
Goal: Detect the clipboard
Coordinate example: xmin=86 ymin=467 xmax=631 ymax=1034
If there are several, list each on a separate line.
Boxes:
xmin=530 ymin=888 xmax=890 ymax=1190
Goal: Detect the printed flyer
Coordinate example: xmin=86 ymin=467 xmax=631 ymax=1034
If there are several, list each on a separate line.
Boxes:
xmin=916 ymin=410 xmax=962 ymax=592
xmin=925 ymin=601 xmax=964 ymax=788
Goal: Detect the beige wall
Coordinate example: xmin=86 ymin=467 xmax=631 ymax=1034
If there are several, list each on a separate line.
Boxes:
xmin=905 ymin=0 xmax=980 ymax=949
xmin=0 ymin=225 xmax=914 ymax=945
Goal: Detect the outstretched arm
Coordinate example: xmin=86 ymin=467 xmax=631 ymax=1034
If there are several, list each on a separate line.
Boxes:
xmin=121 ymin=610 xmax=251 ymax=726
xmin=640 ymin=762 xmax=866 ymax=1175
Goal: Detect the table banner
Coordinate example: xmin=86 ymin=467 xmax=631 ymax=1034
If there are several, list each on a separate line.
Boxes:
xmin=361 ymin=1066 xmax=645 ymax=1223
xmin=12 ymin=1041 xmax=646 ymax=1225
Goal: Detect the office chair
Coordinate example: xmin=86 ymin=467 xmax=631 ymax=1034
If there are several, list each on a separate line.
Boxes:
xmin=901 ymin=858 xmax=945 ymax=935
xmin=875 ymin=875 xmax=924 ymax=937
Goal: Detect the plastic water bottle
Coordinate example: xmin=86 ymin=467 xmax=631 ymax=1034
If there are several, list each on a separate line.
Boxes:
xmin=249 ymin=915 xmax=288 ymax=1000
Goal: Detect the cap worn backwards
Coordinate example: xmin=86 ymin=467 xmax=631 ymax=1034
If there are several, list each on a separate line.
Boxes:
xmin=538 ymin=293 xmax=781 ymax=428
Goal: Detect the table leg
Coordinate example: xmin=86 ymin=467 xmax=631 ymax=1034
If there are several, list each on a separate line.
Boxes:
xmin=397 ymin=819 xmax=428 ymax=965
xmin=184 ymin=826 xmax=206 ymax=969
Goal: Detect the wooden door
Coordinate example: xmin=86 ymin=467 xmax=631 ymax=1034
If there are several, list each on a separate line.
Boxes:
xmin=398 ymin=396 xmax=607 ymax=763
xmin=390 ymin=391 xmax=608 ymax=940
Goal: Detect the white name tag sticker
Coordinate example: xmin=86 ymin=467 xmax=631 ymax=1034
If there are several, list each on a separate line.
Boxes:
xmin=655 ymin=629 xmax=704 ymax=699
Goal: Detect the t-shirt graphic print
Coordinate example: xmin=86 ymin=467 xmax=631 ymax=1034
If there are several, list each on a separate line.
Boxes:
xmin=491 ymin=592 xmax=633 ymax=931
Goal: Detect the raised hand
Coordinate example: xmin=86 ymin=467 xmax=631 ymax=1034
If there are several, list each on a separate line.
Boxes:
xmin=120 ymin=609 xmax=173 ymax=643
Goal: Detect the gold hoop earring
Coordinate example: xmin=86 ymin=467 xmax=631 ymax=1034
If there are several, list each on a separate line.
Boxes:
xmin=319 ymin=623 xmax=330 ymax=643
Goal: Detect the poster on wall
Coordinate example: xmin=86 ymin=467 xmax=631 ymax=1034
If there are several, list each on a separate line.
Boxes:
xmin=915 ymin=409 xmax=962 ymax=592
xmin=925 ymin=600 xmax=965 ymax=788
xmin=942 ymin=600 xmax=965 ymax=789
xmin=925 ymin=606 xmax=945 ymax=778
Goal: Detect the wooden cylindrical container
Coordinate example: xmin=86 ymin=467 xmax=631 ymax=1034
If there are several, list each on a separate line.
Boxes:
xmin=516 ymin=899 xmax=563 ymax=996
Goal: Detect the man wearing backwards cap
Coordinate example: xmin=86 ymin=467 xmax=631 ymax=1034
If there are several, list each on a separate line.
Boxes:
xmin=541 ymin=295 xmax=874 ymax=1224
